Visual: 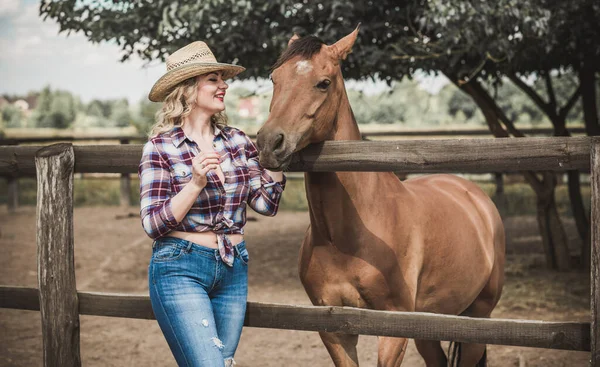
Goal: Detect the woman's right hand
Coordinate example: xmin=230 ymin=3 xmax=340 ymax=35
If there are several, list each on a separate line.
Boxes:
xmin=190 ymin=152 xmax=220 ymax=190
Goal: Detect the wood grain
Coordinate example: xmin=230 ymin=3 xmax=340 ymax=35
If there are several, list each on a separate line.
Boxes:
xmin=591 ymin=137 xmax=600 ymax=366
xmin=0 ymin=286 xmax=590 ymax=352
xmin=35 ymin=143 xmax=81 ymax=367
xmin=0 ymin=137 xmax=592 ymax=176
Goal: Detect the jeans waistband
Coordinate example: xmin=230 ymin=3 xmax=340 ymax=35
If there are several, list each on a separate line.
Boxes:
xmin=153 ymin=236 xmax=246 ymax=255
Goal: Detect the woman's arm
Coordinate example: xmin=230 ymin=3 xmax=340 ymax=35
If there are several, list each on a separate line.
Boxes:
xmin=242 ymin=133 xmax=286 ymax=216
xmin=139 ymin=143 xmax=220 ymax=238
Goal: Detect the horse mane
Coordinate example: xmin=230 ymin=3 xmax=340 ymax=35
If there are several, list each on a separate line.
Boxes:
xmin=271 ymin=35 xmax=325 ymax=71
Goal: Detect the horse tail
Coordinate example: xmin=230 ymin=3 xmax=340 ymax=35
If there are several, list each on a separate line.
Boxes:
xmin=447 ymin=342 xmax=486 ymax=367
xmin=448 ymin=341 xmax=461 ymax=367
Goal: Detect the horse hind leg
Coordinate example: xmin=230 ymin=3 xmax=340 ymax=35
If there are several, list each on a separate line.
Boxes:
xmin=447 ymin=341 xmax=486 ymax=367
xmin=450 ymin=253 xmax=503 ymax=367
xmin=377 ymin=336 xmax=408 ymax=367
xmin=319 ymin=332 xmax=359 ymax=367
xmin=414 ymin=339 xmax=447 ymax=367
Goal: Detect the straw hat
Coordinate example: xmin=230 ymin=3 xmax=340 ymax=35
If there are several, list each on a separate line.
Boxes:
xmin=148 ymin=41 xmax=245 ymax=102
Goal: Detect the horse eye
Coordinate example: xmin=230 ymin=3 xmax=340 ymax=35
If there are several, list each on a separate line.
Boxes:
xmin=316 ymin=79 xmax=331 ymax=90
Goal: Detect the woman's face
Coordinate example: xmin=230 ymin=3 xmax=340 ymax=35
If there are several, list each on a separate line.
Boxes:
xmin=194 ymin=72 xmax=228 ymax=115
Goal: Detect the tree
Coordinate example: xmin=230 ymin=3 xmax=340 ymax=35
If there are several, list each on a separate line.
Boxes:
xmin=32 ymin=86 xmax=77 ymax=129
xmin=110 ymin=98 xmax=132 ymax=127
xmin=1 ymin=105 xmax=25 ymax=128
xmin=133 ymin=97 xmax=161 ymax=135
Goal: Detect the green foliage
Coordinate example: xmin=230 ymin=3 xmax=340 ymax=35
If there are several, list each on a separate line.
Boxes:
xmin=1 ymin=104 xmax=25 ymax=128
xmin=132 ymin=98 xmax=161 ymax=135
xmin=110 ymin=99 xmax=132 ymax=127
xmin=31 ymin=86 xmax=78 ymax=129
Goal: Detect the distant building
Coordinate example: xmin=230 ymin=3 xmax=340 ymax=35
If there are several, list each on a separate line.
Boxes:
xmin=13 ymin=99 xmax=29 ymax=111
xmin=0 ymin=96 xmax=8 ymax=109
xmin=238 ymin=96 xmax=259 ymax=118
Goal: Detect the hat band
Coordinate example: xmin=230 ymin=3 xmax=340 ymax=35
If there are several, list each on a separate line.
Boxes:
xmin=167 ymin=50 xmax=215 ymax=71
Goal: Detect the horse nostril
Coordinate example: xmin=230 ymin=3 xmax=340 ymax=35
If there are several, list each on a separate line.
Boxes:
xmin=273 ymin=133 xmax=284 ymax=153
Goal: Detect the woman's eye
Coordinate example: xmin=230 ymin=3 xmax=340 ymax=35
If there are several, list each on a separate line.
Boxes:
xmin=209 ymin=78 xmax=217 ymax=82
xmin=316 ymin=79 xmax=331 ymax=90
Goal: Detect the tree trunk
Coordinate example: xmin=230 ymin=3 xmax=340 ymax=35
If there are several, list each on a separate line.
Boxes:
xmin=567 ymin=170 xmax=590 ymax=269
xmin=525 ymin=172 xmax=572 ymax=271
xmin=579 ymin=59 xmax=600 ymax=136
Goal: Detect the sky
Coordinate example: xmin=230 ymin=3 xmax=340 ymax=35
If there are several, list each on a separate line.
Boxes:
xmin=0 ymin=0 xmax=448 ymax=105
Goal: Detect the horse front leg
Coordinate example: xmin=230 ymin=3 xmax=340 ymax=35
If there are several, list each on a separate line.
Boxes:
xmin=319 ymin=332 xmax=359 ymax=367
xmin=377 ymin=336 xmax=408 ymax=366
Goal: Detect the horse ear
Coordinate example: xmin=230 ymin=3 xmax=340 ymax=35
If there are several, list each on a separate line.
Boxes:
xmin=329 ymin=24 xmax=361 ymax=60
xmin=288 ymin=34 xmax=300 ymax=47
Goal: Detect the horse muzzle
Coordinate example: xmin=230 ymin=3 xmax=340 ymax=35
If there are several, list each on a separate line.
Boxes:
xmin=256 ymin=127 xmax=295 ymax=171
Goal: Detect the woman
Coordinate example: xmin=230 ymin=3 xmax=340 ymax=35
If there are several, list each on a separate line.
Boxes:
xmin=139 ymin=41 xmax=285 ymax=367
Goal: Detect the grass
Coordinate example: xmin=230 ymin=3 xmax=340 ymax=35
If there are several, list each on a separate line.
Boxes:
xmin=0 ymin=175 xmax=590 ymax=217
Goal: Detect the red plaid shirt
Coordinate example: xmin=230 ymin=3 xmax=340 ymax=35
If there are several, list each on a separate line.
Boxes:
xmin=139 ymin=125 xmax=285 ymax=264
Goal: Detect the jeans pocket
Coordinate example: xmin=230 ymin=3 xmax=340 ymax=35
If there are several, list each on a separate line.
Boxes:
xmin=153 ymin=242 xmax=185 ymax=262
xmin=238 ymin=247 xmax=249 ymax=265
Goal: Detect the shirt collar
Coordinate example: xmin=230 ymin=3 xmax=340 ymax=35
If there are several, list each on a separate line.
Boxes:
xmin=170 ymin=124 xmax=227 ymax=148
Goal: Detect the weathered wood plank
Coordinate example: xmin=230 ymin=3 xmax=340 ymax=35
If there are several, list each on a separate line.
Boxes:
xmin=7 ymin=176 xmax=18 ymax=211
xmin=0 ymin=137 xmax=592 ymax=175
xmin=35 ymin=143 xmax=81 ymax=367
xmin=119 ymin=139 xmax=132 ymax=207
xmin=591 ymin=137 xmax=600 ymax=366
xmin=0 ymin=286 xmax=590 ymax=352
xmin=119 ymin=173 xmax=131 ymax=206
xmin=0 ymin=286 xmax=40 ymax=311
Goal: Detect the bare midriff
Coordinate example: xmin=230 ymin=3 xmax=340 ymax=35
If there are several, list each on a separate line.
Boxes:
xmin=167 ymin=230 xmax=244 ymax=249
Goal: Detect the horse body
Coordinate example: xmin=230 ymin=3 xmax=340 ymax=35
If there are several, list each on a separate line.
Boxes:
xmin=301 ymin=171 xmax=503 ymax=315
xmin=257 ymin=27 xmax=505 ymax=366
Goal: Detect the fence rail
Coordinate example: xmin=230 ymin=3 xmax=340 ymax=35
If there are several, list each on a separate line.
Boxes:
xmin=0 ymin=137 xmax=591 ymax=176
xmin=0 ymin=137 xmax=598 ymax=366
xmin=0 ymin=286 xmax=590 ymax=352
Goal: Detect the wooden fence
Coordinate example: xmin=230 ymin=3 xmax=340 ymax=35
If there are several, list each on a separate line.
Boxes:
xmin=0 ymin=136 xmax=598 ymax=366
xmin=0 ymin=127 xmax=587 ymax=211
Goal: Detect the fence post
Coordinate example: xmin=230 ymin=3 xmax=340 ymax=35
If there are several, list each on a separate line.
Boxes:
xmin=592 ymin=137 xmax=600 ymax=366
xmin=35 ymin=143 xmax=80 ymax=367
xmin=7 ymin=176 xmax=18 ymax=212
xmin=493 ymin=172 xmax=506 ymax=216
xmin=119 ymin=139 xmax=131 ymax=207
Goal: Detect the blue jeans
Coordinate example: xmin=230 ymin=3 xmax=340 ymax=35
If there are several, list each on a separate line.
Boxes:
xmin=149 ymin=237 xmax=249 ymax=367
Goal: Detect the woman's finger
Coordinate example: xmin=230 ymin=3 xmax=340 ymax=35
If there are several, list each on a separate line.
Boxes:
xmin=199 ymin=163 xmax=219 ymax=175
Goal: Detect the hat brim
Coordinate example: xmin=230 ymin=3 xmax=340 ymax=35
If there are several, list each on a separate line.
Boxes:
xmin=148 ymin=62 xmax=246 ymax=102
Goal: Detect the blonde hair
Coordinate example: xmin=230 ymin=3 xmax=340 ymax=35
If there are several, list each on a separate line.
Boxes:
xmin=149 ymin=75 xmax=228 ymax=137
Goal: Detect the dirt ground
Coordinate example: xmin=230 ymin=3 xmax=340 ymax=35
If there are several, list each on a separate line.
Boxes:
xmin=0 ymin=206 xmax=591 ymax=366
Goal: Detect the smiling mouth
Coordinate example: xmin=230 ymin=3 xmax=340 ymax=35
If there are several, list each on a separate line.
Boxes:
xmin=215 ymin=93 xmax=225 ymax=102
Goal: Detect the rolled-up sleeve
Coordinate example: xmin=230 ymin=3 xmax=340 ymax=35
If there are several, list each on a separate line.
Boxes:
xmin=243 ymin=135 xmax=286 ymax=216
xmin=138 ymin=141 xmax=179 ymax=239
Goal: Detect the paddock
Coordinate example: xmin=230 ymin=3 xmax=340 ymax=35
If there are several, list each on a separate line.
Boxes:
xmin=0 ymin=137 xmax=597 ymax=366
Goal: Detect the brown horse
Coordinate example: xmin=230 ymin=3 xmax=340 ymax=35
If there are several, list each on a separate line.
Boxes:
xmin=256 ymin=27 xmax=505 ymax=367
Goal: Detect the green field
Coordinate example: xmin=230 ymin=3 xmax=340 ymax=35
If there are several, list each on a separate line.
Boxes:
xmin=0 ymin=175 xmax=590 ymax=217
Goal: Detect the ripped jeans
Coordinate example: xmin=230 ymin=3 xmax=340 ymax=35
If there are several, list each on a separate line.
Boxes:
xmin=149 ymin=237 xmax=249 ymax=367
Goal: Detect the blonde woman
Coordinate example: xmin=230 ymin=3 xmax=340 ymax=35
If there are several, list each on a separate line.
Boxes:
xmin=138 ymin=42 xmax=285 ymax=367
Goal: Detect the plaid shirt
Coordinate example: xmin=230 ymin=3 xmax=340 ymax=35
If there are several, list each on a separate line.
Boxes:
xmin=139 ymin=125 xmax=285 ymax=265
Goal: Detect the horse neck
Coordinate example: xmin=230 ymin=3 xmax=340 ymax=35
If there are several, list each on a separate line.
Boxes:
xmin=332 ymin=86 xmax=362 ymax=141
xmin=304 ymin=81 xmax=403 ymax=244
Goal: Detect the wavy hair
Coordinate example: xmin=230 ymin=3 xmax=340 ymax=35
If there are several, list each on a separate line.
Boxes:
xmin=149 ymin=76 xmax=228 ymax=137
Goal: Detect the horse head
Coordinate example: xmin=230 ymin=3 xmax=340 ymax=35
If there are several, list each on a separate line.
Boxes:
xmin=256 ymin=26 xmax=360 ymax=170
